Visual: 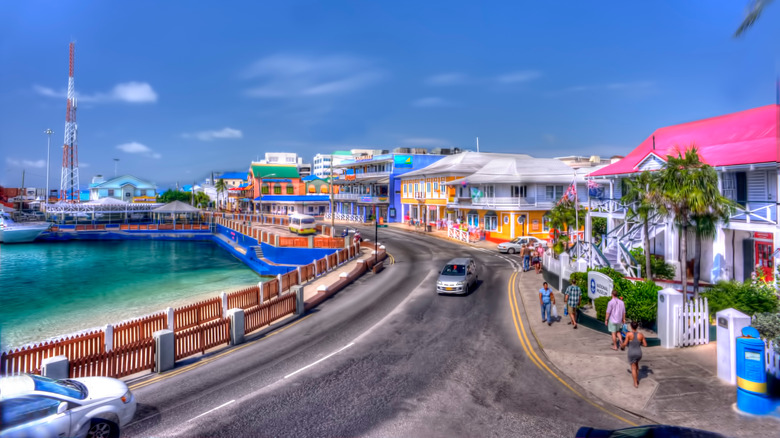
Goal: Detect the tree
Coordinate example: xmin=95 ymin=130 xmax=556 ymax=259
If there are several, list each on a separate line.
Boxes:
xmin=157 ymin=190 xmax=191 ymax=203
xmin=735 ymin=0 xmax=773 ymax=37
xmin=691 ymin=198 xmax=737 ymax=294
xmin=193 ymin=192 xmax=210 ymax=209
xmin=545 ymin=197 xmax=581 ymax=256
xmin=656 ymin=145 xmax=731 ymax=300
xmin=621 ymin=171 xmax=663 ymax=280
xmin=215 ymin=178 xmax=226 ymax=210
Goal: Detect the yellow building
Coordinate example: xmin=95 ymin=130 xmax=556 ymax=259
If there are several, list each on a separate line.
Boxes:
xmin=401 ymin=152 xmax=591 ymax=242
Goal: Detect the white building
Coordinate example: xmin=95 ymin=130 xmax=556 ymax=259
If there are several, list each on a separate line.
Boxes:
xmin=313 ymin=151 xmax=355 ymax=178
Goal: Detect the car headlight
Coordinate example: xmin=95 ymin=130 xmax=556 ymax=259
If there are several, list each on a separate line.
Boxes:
xmin=121 ymin=390 xmax=132 ymax=404
xmin=456 ymin=281 xmax=465 ymax=286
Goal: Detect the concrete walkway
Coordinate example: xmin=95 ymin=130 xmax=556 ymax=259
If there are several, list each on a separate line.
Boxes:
xmin=379 ymin=220 xmax=779 ymax=435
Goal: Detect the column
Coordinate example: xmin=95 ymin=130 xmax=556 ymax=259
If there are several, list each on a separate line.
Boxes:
xmin=711 ymin=224 xmax=727 ymax=283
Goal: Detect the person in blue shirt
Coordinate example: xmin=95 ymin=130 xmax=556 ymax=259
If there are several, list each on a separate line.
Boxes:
xmin=539 ymin=282 xmax=556 ymax=326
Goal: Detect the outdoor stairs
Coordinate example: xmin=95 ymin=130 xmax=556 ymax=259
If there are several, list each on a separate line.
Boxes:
xmin=601 ymin=245 xmax=628 ymax=276
xmin=253 ymin=246 xmax=264 ymax=259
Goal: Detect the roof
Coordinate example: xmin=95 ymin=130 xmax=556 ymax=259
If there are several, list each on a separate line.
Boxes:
xmin=218 ymin=172 xmax=248 ymax=180
xmin=91 ymin=174 xmax=157 ymax=189
xmin=400 ymin=151 xmax=530 ymax=178
xmin=153 ymin=201 xmax=202 ymax=213
xmin=443 ymin=156 xmax=591 ymax=185
xmin=254 ymin=195 xmax=331 ymax=202
xmin=301 ymin=175 xmax=324 ymax=182
xmin=251 ymin=165 xmax=300 ymax=179
xmin=590 ymin=104 xmax=780 ymax=177
xmin=84 ymin=197 xmax=128 ymax=205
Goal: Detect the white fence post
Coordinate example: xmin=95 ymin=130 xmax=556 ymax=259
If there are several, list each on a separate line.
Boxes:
xmin=675 ymin=297 xmax=709 ymax=348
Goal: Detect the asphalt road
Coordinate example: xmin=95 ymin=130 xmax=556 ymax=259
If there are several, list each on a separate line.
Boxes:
xmin=123 ymin=226 xmax=639 ymax=437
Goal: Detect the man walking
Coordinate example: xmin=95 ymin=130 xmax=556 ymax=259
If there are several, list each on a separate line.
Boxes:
xmin=539 ymin=282 xmax=555 ymax=326
xmin=521 ymin=244 xmax=531 ymax=272
xmin=564 ymin=278 xmax=581 ymax=329
xmin=605 ymin=289 xmax=626 ymax=350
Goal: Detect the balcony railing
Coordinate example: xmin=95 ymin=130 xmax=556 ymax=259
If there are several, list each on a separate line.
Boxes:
xmin=354 ymin=171 xmax=391 ymax=180
xmin=334 ymin=193 xmax=362 ymax=200
xmin=729 ymin=200 xmax=776 ymax=225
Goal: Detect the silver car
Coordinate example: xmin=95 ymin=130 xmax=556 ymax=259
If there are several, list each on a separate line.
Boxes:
xmin=436 ymin=257 xmax=478 ymax=294
xmin=496 ymin=236 xmax=547 ymax=254
xmin=0 ymin=374 xmax=136 ymax=438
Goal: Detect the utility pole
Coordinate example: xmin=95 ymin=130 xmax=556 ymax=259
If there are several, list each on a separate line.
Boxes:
xmin=329 ymin=154 xmax=334 ymax=236
xmin=44 ymin=129 xmax=53 ymax=208
xmin=476 ymin=137 xmax=480 ymax=153
xmin=19 ymin=170 xmax=25 ymax=211
xmin=375 ymin=204 xmax=378 ymax=266
xmin=113 ymin=158 xmax=119 ymax=177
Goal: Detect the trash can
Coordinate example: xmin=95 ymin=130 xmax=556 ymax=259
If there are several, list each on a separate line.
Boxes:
xmin=736 ymin=326 xmax=773 ymax=415
xmin=426 ymin=224 xmax=432 ymax=232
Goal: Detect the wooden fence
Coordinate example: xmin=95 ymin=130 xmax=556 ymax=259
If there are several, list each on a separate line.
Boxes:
xmin=244 ymin=293 xmax=297 ymax=334
xmin=174 ymin=318 xmax=230 ymax=361
xmin=174 ymin=297 xmax=222 ymax=332
xmin=675 ymin=297 xmax=709 ymax=347
xmin=70 ymin=339 xmax=155 ymax=379
xmin=1 ymin=330 xmax=105 ymax=375
xmin=113 ymin=312 xmax=168 ymax=349
xmin=227 ymin=285 xmax=261 ymax=310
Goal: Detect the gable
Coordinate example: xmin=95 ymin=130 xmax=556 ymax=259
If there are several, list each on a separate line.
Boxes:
xmin=635 ymin=153 xmax=666 ymax=172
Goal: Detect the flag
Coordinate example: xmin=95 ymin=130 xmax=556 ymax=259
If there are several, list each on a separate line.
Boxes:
xmin=470 ymin=187 xmax=483 ymax=202
xmin=559 ymin=179 xmax=578 ymax=209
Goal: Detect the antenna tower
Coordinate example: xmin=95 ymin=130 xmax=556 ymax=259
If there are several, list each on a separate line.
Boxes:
xmin=60 ymin=42 xmax=80 ymax=202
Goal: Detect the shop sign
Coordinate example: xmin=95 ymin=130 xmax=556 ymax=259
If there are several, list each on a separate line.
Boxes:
xmin=355 ymin=155 xmax=373 ymax=161
xmin=378 ymin=197 xmax=388 ymax=202
xmin=531 ymin=219 xmax=540 ymax=231
xmin=389 ymin=208 xmax=396 ymax=217
xmin=394 ymin=155 xmax=413 ymax=168
xmin=754 ymin=232 xmax=773 ymax=240
xmin=428 ymin=205 xmax=436 ymax=211
xmin=360 ymin=196 xmax=373 ymax=203
xmin=587 ymin=271 xmax=613 ymax=300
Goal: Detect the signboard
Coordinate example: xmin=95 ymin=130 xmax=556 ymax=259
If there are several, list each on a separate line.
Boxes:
xmin=360 ymin=196 xmax=373 ymax=203
xmin=356 ymin=155 xmax=373 ymax=161
xmin=587 ymin=271 xmax=613 ymax=300
xmin=378 ymin=197 xmax=388 ymax=203
xmin=394 ymin=155 xmax=413 ymax=168
xmin=389 ymin=208 xmax=396 ymax=217
xmin=754 ymin=232 xmax=773 ymax=240
xmin=345 ymin=168 xmax=355 ymax=181
xmin=531 ymin=219 xmax=540 ymax=231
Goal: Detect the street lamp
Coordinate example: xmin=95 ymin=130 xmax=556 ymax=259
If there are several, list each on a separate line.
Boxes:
xmin=44 ymin=129 xmax=53 ymax=210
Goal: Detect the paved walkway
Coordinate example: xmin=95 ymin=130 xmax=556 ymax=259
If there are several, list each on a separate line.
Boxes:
xmin=380 ymin=220 xmax=779 ymax=435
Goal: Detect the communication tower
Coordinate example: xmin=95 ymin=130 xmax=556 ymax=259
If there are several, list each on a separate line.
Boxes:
xmin=60 ymin=42 xmax=80 ymax=202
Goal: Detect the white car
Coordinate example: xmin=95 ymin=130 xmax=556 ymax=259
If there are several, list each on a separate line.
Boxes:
xmin=0 ymin=374 xmax=136 ymax=438
xmin=496 ymin=236 xmax=547 ymax=254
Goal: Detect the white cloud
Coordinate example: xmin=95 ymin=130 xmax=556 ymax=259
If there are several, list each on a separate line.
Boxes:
xmin=497 ymin=70 xmax=542 ymax=84
xmin=5 ymin=158 xmax=46 ymax=168
xmin=552 ymin=80 xmax=655 ymax=95
xmin=116 ymin=142 xmax=161 ymax=159
xmin=242 ymin=54 xmax=383 ymax=98
xmin=33 ymin=82 xmax=158 ymax=103
xmin=182 ymin=127 xmax=243 ymax=141
xmin=426 ymin=73 xmax=468 ymax=86
xmin=412 ymin=97 xmax=454 ymax=108
xmin=402 ymin=137 xmax=450 ymax=146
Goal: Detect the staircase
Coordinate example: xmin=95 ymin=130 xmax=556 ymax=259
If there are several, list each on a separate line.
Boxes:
xmin=600 ymin=215 xmax=665 ymax=278
xmin=253 ymin=246 xmax=264 ymax=260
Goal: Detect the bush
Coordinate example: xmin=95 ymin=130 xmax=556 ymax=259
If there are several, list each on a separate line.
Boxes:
xmin=594 ymin=296 xmax=610 ymax=321
xmin=629 ymin=247 xmax=675 ymax=280
xmin=569 ymin=271 xmax=588 ymax=288
xmin=702 ymin=281 xmax=779 ymax=317
xmin=622 ymin=280 xmax=660 ymax=325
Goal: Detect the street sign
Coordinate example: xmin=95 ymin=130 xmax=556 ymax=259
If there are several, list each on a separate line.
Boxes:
xmin=587 ymin=271 xmax=613 ymax=300
xmin=377 ymin=224 xmax=388 ymax=228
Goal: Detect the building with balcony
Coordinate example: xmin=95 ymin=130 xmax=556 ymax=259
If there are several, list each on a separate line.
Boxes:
xmin=332 ymin=150 xmax=448 ymax=223
xmin=88 ymin=174 xmax=158 ymax=203
xmin=248 ymin=164 xmax=331 ymax=216
xmin=313 ymin=151 xmax=353 ymax=178
xmin=587 ymin=104 xmax=780 ymax=283
xmin=399 ymin=152 xmax=591 ymax=242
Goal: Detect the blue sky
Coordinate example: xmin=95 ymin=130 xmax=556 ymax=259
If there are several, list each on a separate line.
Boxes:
xmin=2 ymin=1 xmax=779 ymax=190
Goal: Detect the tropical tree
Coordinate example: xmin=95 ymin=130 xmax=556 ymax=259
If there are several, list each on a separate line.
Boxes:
xmin=215 ymin=178 xmax=226 ymax=210
xmin=545 ymin=197 xmax=582 ymax=256
xmin=157 ymin=189 xmax=191 ymax=203
xmin=656 ymin=145 xmax=732 ymax=300
xmin=691 ymin=199 xmax=738 ymax=294
xmin=621 ymin=170 xmax=663 ymax=280
xmin=193 ymin=192 xmax=210 ymax=209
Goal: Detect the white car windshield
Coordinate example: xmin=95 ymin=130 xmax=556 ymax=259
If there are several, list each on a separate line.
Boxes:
xmin=31 ymin=375 xmax=87 ymax=400
xmin=441 ymin=265 xmax=466 ymax=276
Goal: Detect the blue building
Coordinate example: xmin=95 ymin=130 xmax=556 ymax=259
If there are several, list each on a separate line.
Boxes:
xmin=332 ymin=150 xmax=451 ymax=223
xmin=88 ymin=174 xmax=158 ymax=203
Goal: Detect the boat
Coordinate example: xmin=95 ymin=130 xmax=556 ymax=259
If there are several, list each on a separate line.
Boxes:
xmin=0 ymin=212 xmax=51 ymax=243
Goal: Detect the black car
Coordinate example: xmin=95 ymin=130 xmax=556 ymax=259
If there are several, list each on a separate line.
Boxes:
xmin=575 ymin=425 xmax=726 ymax=438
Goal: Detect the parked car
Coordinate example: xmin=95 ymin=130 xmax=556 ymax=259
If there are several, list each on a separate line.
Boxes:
xmin=575 ymin=425 xmax=726 ymax=438
xmin=0 ymin=373 xmax=136 ymax=438
xmin=497 ymin=236 xmax=547 ymax=254
xmin=436 ymin=257 xmax=478 ymax=294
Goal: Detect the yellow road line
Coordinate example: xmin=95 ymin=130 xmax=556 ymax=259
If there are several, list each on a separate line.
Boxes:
xmin=388 ymin=253 xmax=395 ymax=264
xmin=129 ymin=314 xmax=313 ymax=390
xmin=507 ymin=271 xmax=637 ymax=426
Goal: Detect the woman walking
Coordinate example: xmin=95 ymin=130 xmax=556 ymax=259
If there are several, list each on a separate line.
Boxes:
xmin=621 ymin=321 xmax=647 ymax=388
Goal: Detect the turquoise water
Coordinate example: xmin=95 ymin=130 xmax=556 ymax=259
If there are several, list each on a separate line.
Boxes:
xmin=0 ymin=240 xmax=263 ymax=350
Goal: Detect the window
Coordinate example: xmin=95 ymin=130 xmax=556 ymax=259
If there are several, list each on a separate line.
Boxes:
xmin=511 ymin=185 xmax=527 ymax=198
xmin=484 ymin=185 xmax=495 ymax=198
xmin=546 ymin=185 xmax=564 ymax=200
xmin=108 ymin=189 xmax=114 ymax=196
xmin=485 ymin=215 xmax=498 ymax=231
xmin=433 ymin=182 xmax=438 ymax=192
xmin=274 ymin=185 xmax=282 ymax=194
xmin=467 ymin=213 xmax=479 ymax=227
xmin=426 ymin=182 xmax=431 ymax=193
xmin=542 ymin=216 xmax=552 ymax=232
xmin=261 ymin=185 xmax=269 ymax=195
xmin=1 ymin=397 xmax=61 ymax=429
xmin=287 ymin=186 xmax=294 ymax=194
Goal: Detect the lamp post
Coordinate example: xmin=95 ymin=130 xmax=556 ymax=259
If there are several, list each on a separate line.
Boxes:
xmin=329 ymin=154 xmax=334 ymax=236
xmin=44 ymin=129 xmax=53 ymax=209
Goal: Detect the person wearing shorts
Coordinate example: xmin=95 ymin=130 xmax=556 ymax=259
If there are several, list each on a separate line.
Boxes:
xmin=605 ymin=289 xmax=625 ymax=350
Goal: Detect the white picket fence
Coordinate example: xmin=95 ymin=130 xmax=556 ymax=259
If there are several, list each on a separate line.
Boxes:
xmin=767 ymin=340 xmax=780 ymax=378
xmin=675 ymin=297 xmax=709 ymax=347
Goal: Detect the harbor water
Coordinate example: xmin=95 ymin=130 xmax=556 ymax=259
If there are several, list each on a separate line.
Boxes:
xmin=0 ymin=240 xmax=264 ymax=350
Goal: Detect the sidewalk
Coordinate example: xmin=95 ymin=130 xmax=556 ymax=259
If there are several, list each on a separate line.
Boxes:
xmin=384 ymin=221 xmax=779 ymax=435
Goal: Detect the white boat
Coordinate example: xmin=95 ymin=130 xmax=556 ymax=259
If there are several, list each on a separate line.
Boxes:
xmin=0 ymin=212 xmax=51 ymax=243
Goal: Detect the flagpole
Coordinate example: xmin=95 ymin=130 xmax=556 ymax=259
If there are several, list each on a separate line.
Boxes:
xmin=574 ymin=171 xmax=579 ymax=261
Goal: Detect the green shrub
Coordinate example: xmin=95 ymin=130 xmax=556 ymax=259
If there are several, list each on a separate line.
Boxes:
xmin=702 ymin=281 xmax=780 ymax=317
xmin=622 ymin=280 xmax=660 ymax=325
xmin=569 ymin=272 xmax=588 ymax=288
xmin=596 ymin=266 xmax=626 ymax=282
xmin=594 ymin=296 xmax=610 ymax=321
xmin=629 ymin=247 xmax=675 ymax=280
xmin=752 ymin=313 xmax=780 ymax=354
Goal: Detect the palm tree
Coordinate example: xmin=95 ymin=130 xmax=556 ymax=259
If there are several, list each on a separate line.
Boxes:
xmin=621 ymin=170 xmax=662 ymax=280
xmin=657 ymin=145 xmax=733 ymax=299
xmin=735 ymin=0 xmax=774 ymax=37
xmin=215 ymin=178 xmax=226 ymax=211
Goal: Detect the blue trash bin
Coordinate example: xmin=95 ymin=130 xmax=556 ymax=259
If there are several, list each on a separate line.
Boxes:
xmin=736 ymin=326 xmax=773 ymax=415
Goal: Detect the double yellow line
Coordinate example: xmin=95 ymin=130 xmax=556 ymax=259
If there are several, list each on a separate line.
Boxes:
xmin=506 ymin=271 xmax=637 ymax=426
xmin=129 ymin=314 xmax=313 ymax=391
